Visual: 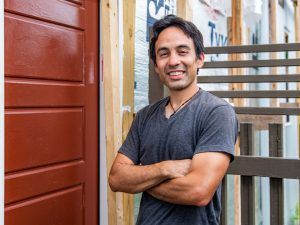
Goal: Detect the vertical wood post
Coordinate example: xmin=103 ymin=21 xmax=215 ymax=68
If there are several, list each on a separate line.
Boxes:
xmin=221 ymin=177 xmax=228 ymax=225
xmin=229 ymin=1 xmax=243 ymax=224
xmin=101 ymin=1 xmax=123 ymax=225
xmin=176 ymin=0 xmax=193 ymax=21
xmin=240 ymin=124 xmax=255 ymax=225
xmin=122 ymin=0 xmax=136 ymax=224
xmin=294 ymin=0 xmax=300 ymax=208
xmin=269 ymin=0 xmax=278 ymax=107
xmin=269 ymin=124 xmax=284 ymax=225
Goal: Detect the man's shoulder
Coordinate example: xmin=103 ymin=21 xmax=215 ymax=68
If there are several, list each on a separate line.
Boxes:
xmin=199 ymin=89 xmax=234 ymax=109
xmin=137 ymin=97 xmax=168 ymax=116
xmin=195 ymin=90 xmax=235 ymax=118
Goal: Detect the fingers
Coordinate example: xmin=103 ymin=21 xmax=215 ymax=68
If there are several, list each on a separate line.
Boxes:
xmin=169 ymin=159 xmax=192 ymax=178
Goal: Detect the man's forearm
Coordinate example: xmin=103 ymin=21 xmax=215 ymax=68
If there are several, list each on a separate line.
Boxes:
xmin=109 ymin=162 xmax=170 ymax=194
xmin=147 ymin=173 xmax=209 ymax=206
xmin=109 ymin=154 xmax=191 ymax=194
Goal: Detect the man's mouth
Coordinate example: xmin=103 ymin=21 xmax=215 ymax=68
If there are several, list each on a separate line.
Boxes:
xmin=167 ymin=71 xmax=185 ymax=80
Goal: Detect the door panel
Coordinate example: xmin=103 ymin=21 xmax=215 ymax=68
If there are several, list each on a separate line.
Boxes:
xmin=5 ymin=13 xmax=84 ymax=81
xmin=6 ymin=108 xmax=83 ymax=172
xmin=5 ymin=186 xmax=83 ymax=225
xmin=4 ymin=0 xmax=99 ymax=224
xmin=4 ymin=0 xmax=85 ymax=29
xmin=5 ymin=161 xmax=84 ymax=204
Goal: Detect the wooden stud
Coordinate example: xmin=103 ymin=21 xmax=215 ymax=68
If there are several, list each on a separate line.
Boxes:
xmin=122 ymin=0 xmax=136 ymax=224
xmin=269 ymin=124 xmax=284 ymax=225
xmin=229 ymin=0 xmax=245 ymax=106
xmin=269 ymin=0 xmax=278 ymax=107
xmin=176 ymin=0 xmax=193 ymax=21
xmin=221 ymin=177 xmax=228 ymax=225
xmin=240 ymin=124 xmax=255 ymax=225
xmin=229 ymin=1 xmax=243 ymax=224
xmin=101 ymin=1 xmax=123 ymax=225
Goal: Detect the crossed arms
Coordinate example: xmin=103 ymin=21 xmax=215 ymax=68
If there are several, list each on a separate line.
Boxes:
xmin=109 ymin=151 xmax=230 ymax=206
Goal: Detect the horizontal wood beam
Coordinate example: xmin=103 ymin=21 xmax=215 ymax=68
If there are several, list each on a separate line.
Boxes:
xmin=203 ymin=59 xmax=300 ymax=68
xmin=198 ymin=74 xmax=300 ymax=83
xmin=210 ymin=90 xmax=300 ymax=98
xmin=204 ymin=43 xmax=300 ymax=54
xmin=234 ymin=107 xmax=300 ymax=115
xmin=228 ymin=156 xmax=300 ymax=179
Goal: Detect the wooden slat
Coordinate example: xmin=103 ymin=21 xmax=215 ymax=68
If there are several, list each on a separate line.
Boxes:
xmin=203 ymin=58 xmax=300 ymax=68
xmin=228 ymin=156 xmax=300 ymax=179
xmin=210 ymin=90 xmax=300 ymax=98
xmin=204 ymin=43 xmax=300 ymax=54
xmin=198 ymin=74 xmax=300 ymax=83
xmin=269 ymin=124 xmax=284 ymax=225
xmin=234 ymin=107 xmax=300 ymax=115
xmin=240 ymin=124 xmax=255 ymax=225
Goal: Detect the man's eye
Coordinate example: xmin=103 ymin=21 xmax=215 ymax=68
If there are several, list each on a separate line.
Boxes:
xmin=179 ymin=51 xmax=188 ymax=55
xmin=159 ymin=53 xmax=168 ymax=57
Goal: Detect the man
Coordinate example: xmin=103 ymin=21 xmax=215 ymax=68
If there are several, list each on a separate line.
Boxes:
xmin=109 ymin=15 xmax=238 ymax=225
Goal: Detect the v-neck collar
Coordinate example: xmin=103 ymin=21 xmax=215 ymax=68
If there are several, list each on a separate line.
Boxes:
xmin=160 ymin=89 xmax=202 ymax=121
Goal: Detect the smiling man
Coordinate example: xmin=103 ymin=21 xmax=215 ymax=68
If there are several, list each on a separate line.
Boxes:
xmin=109 ymin=15 xmax=238 ymax=225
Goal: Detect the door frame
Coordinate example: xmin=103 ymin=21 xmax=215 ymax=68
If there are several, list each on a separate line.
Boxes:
xmin=99 ymin=1 xmax=109 ymax=225
xmin=0 ymin=1 xmax=4 ymax=225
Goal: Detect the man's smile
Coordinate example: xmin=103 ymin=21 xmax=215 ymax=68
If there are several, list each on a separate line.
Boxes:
xmin=167 ymin=70 xmax=186 ymax=80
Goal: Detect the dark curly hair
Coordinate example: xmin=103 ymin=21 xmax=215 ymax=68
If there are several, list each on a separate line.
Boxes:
xmin=150 ymin=15 xmax=204 ymax=65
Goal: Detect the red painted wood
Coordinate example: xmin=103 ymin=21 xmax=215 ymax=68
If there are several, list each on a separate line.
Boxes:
xmin=5 ymin=13 xmax=84 ymax=81
xmin=5 ymin=0 xmax=99 ymax=224
xmin=5 ymin=161 xmax=84 ymax=204
xmin=4 ymin=0 xmax=85 ymax=29
xmin=5 ymin=79 xmax=85 ymax=107
xmin=5 ymin=186 xmax=83 ymax=225
xmin=6 ymin=108 xmax=83 ymax=172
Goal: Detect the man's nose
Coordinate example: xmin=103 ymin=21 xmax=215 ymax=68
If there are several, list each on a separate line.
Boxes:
xmin=168 ymin=52 xmax=180 ymax=66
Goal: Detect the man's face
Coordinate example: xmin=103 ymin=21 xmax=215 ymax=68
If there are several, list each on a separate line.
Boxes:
xmin=154 ymin=26 xmax=204 ymax=91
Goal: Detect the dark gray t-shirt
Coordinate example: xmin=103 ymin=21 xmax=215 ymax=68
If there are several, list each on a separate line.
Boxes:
xmin=119 ymin=89 xmax=238 ymax=225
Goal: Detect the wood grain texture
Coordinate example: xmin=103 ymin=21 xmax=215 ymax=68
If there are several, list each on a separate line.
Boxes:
xmin=122 ymin=0 xmax=135 ymax=224
xmin=101 ymin=0 xmax=122 ymax=224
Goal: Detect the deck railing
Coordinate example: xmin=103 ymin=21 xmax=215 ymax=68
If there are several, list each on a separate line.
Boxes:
xmin=202 ymin=43 xmax=300 ymax=225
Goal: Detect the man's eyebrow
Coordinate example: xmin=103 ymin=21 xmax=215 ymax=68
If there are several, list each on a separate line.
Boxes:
xmin=177 ymin=45 xmax=191 ymax=50
xmin=156 ymin=47 xmax=169 ymax=53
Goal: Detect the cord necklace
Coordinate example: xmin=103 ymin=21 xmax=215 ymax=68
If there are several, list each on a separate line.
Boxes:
xmin=169 ymin=89 xmax=199 ymax=117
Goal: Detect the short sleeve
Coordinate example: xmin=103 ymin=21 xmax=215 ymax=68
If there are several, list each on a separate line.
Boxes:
xmin=118 ymin=112 xmax=141 ymax=164
xmin=195 ymin=105 xmax=238 ymax=161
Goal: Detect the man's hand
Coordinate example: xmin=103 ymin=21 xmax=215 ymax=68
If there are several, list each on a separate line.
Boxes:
xmin=109 ymin=153 xmax=192 ymax=194
xmin=159 ymin=159 xmax=191 ymax=179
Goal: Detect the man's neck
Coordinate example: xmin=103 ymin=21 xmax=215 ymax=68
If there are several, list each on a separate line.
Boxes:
xmin=169 ymin=84 xmax=199 ymax=108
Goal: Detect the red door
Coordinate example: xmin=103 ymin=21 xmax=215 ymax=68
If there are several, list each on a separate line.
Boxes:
xmin=4 ymin=1 xmax=99 ymax=224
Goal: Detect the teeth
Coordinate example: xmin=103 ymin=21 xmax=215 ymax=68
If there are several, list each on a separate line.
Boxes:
xmin=169 ymin=71 xmax=183 ymax=76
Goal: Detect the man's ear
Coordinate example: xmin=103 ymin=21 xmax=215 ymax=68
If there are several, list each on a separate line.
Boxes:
xmin=154 ymin=64 xmax=159 ymax=74
xmin=197 ymin=53 xmax=205 ymax=68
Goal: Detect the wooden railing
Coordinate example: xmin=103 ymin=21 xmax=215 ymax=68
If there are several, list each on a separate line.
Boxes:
xmin=202 ymin=43 xmax=300 ymax=225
